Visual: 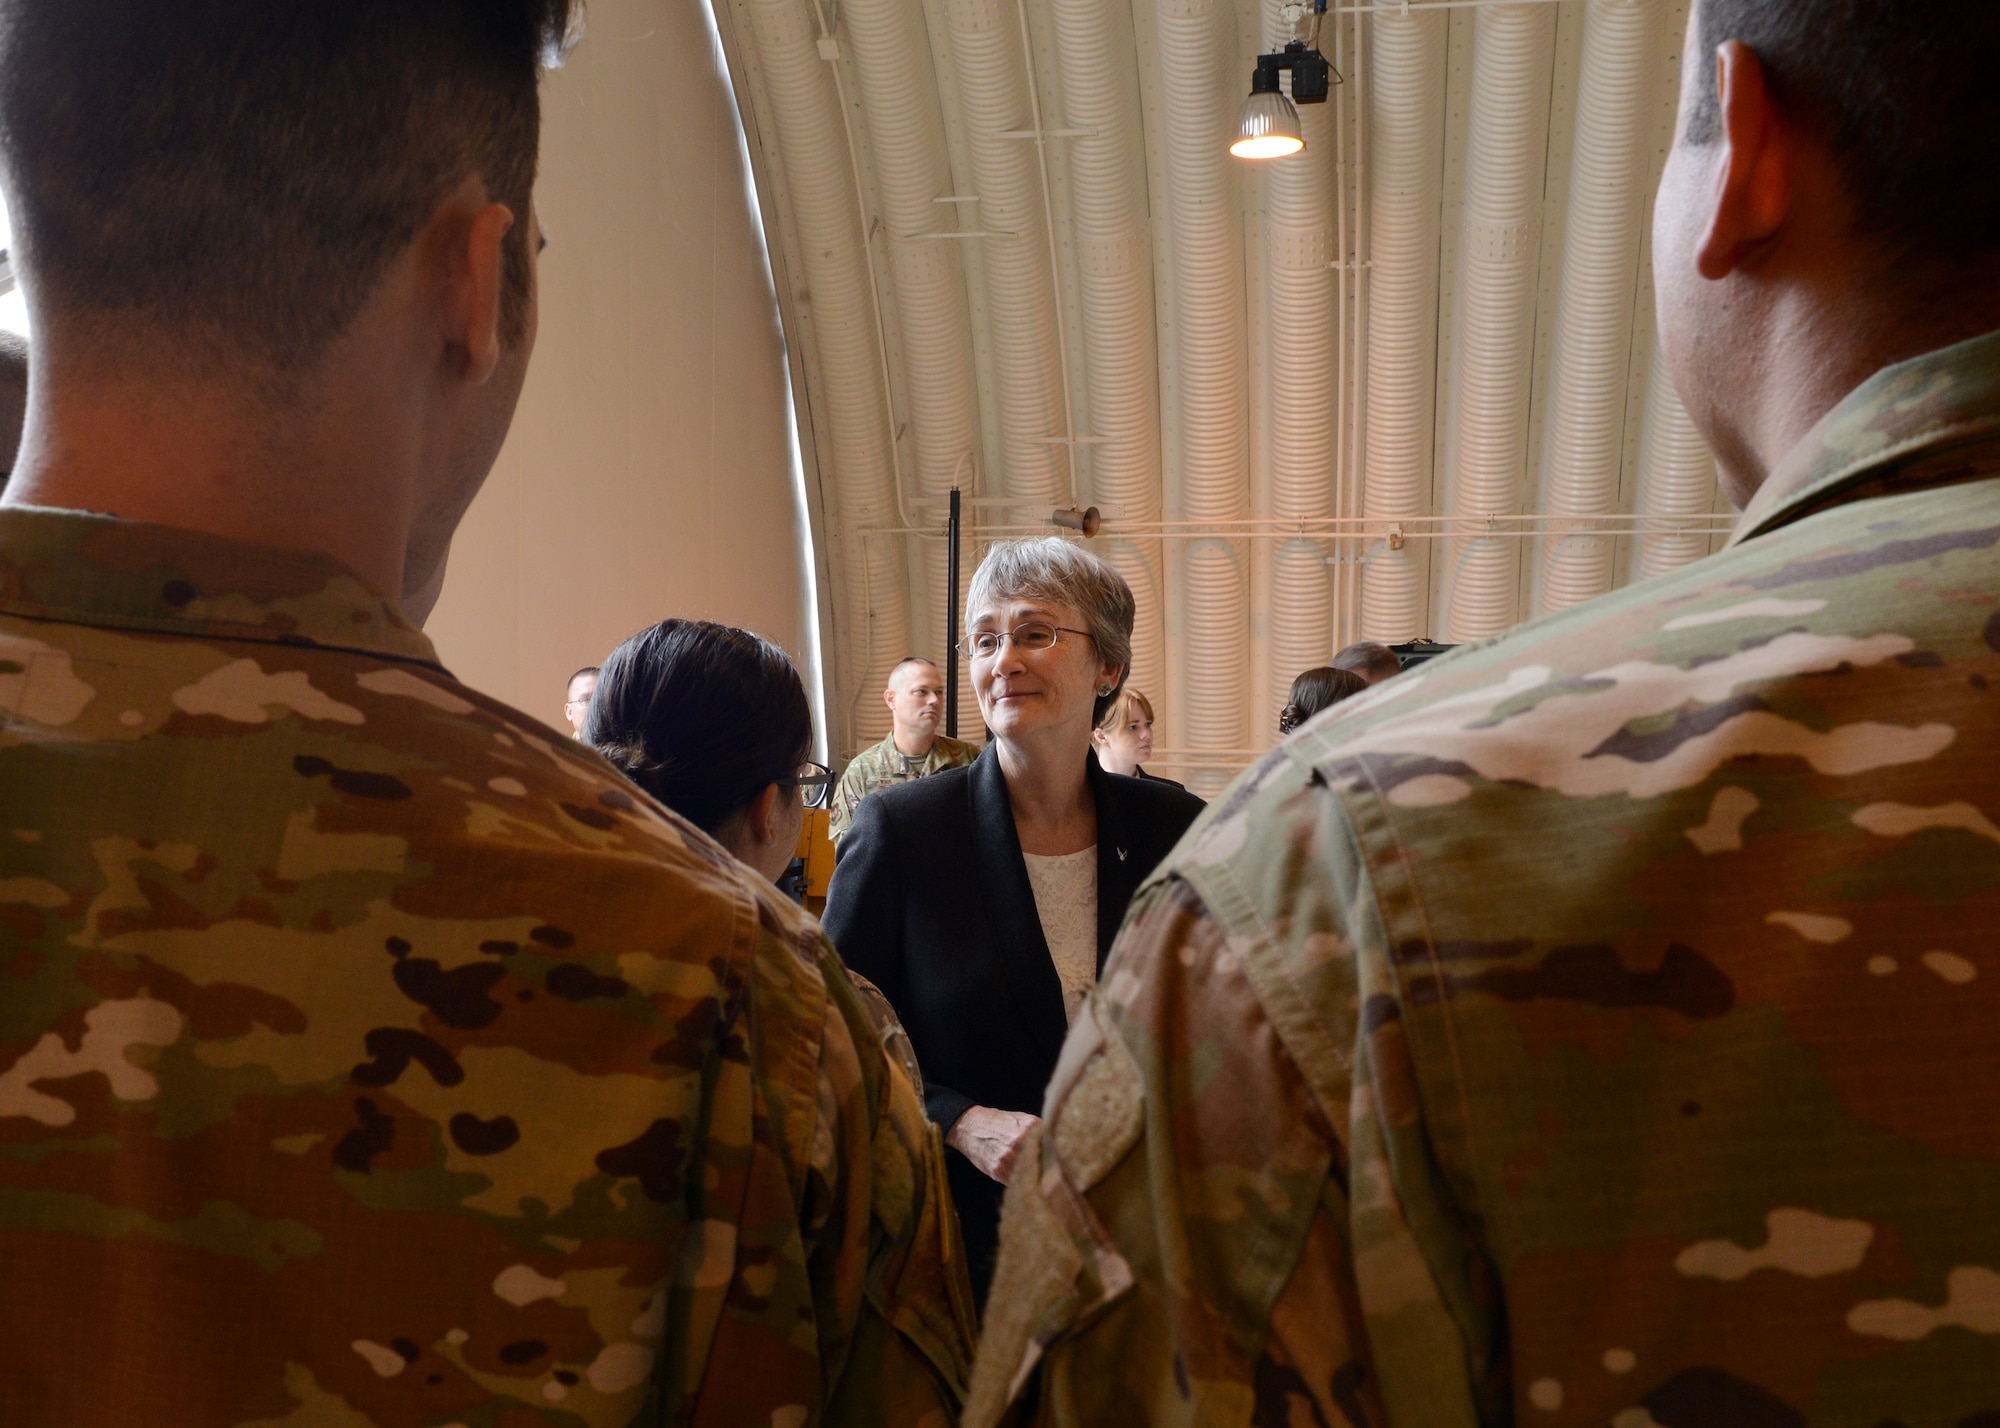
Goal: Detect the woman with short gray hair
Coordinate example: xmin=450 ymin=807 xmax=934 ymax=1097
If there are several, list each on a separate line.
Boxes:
xmin=824 ymin=537 xmax=1205 ymax=1305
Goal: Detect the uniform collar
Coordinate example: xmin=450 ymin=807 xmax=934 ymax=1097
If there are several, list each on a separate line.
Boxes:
xmin=0 ymin=505 xmax=443 ymax=670
xmin=882 ymin=730 xmax=949 ymax=769
xmin=1729 ymin=326 xmax=2000 ymax=547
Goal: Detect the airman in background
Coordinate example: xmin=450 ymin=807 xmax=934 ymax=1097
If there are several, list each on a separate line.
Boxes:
xmin=972 ymin=0 xmax=2000 ymax=1423
xmin=829 ymin=656 xmax=981 ymax=845
xmin=564 ymin=663 xmax=600 ymax=737
xmin=0 ymin=2 xmax=972 ymax=1423
xmin=1330 ymin=638 xmax=1403 ymax=686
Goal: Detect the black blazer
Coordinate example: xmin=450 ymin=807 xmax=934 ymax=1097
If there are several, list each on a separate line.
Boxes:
xmin=822 ymin=745 xmax=1204 ymax=1299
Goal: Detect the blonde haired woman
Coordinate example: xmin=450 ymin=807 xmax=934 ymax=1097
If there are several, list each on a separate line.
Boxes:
xmin=1091 ymin=686 xmax=1187 ymax=789
xmin=823 ymin=538 xmax=1204 ymax=1304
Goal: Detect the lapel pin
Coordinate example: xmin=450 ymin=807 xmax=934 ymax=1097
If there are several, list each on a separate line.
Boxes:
xmin=1117 ymin=847 xmax=1129 ymax=861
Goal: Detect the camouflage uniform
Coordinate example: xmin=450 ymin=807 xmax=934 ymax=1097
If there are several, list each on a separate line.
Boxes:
xmin=971 ymin=329 xmax=2000 ymax=1428
xmin=828 ymin=733 xmax=981 ymax=845
xmin=0 ymin=508 xmax=975 ymax=1426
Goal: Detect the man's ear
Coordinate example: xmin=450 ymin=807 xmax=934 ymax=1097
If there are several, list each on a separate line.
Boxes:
xmin=424 ymin=176 xmax=517 ymax=384
xmin=884 ymin=685 xmax=898 ymax=712
xmin=1698 ymin=41 xmax=1792 ymax=281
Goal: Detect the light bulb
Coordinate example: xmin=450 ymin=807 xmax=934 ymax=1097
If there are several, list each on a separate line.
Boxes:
xmin=1231 ymin=88 xmax=1303 ymax=159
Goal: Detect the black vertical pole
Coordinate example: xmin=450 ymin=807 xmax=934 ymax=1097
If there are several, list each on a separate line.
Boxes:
xmin=945 ymin=486 xmax=961 ymax=739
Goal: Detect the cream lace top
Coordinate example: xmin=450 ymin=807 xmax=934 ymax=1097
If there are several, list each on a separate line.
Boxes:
xmin=1022 ymin=847 xmax=1099 ymax=1024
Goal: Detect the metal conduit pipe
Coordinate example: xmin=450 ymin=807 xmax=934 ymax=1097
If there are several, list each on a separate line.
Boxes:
xmin=1360 ymin=4 xmax=1447 ymax=641
xmin=1050 ymin=0 xmax=1166 ymax=699
xmin=1635 ymin=351 xmax=1718 ymax=578
xmin=842 ymin=0 xmax=981 ymax=660
xmin=1261 ymin=0 xmax=1336 ymax=716
xmin=1157 ymin=0 xmax=1250 ymax=775
xmin=947 ymin=0 xmax=1066 ymax=504
xmin=1444 ymin=2 xmax=1554 ymax=640
xmin=746 ymin=0 xmax=910 ymax=744
xmin=1538 ymin=0 xmax=1660 ymax=614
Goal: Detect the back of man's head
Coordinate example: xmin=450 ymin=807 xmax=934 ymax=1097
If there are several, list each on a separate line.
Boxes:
xmin=1332 ymin=641 xmax=1403 ymax=686
xmin=1686 ymin=0 xmax=2000 ymax=275
xmin=0 ymin=0 xmax=580 ymax=378
xmin=888 ymin=657 xmax=938 ymax=689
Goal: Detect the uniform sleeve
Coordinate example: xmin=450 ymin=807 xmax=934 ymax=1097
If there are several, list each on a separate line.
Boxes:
xmin=827 ymin=758 xmax=869 ymax=847
xmin=817 ymin=946 xmax=980 ymax=1426
xmin=681 ymin=915 xmax=977 ymax=1427
xmin=966 ymin=774 xmax=1493 ymax=1427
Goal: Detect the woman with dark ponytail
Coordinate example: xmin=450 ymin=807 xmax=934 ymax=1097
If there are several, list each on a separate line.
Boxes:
xmin=584 ymin=619 xmax=832 ymax=884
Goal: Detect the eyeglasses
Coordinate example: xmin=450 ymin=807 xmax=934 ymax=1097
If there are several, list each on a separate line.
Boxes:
xmin=777 ymin=761 xmax=834 ymax=809
xmin=958 ymin=622 xmax=1094 ymax=661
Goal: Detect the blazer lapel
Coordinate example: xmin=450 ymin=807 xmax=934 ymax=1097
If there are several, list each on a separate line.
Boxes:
xmin=967 ymin=747 xmax=1070 ymax=1070
xmin=1090 ymin=752 xmax=1144 ymax=969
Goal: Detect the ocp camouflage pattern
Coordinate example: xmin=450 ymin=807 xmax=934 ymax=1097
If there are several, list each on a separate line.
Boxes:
xmin=0 ymin=506 xmax=975 ymax=1426
xmin=971 ymin=329 xmax=2000 ymax=1427
xmin=827 ymin=733 xmax=981 ymax=846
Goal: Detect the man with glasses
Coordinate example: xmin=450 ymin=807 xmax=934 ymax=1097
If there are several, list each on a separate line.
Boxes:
xmin=562 ymin=663 xmax=599 ymax=737
xmin=828 ymin=655 xmax=980 ymax=846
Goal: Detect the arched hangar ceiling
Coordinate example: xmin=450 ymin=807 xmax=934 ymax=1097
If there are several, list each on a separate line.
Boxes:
xmin=707 ymin=0 xmax=1725 ymax=792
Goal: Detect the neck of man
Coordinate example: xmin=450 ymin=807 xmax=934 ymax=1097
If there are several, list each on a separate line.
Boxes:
xmin=2 ymin=286 xmax=453 ymax=614
xmin=891 ymin=723 xmax=936 ymax=760
xmin=1715 ymin=264 xmax=2000 ymax=506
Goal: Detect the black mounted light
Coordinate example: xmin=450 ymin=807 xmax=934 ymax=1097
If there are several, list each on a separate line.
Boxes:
xmin=1231 ymin=29 xmax=1342 ymax=159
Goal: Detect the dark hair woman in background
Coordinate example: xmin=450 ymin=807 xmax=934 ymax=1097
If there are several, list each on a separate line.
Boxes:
xmin=1279 ymin=664 xmax=1370 ymax=736
xmin=586 ymin=619 xmax=833 ymax=884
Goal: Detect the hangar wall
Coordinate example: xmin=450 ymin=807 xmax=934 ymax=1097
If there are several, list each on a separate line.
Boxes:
xmin=709 ymin=0 xmax=1730 ymax=789
xmin=427 ymin=0 xmax=822 ymax=742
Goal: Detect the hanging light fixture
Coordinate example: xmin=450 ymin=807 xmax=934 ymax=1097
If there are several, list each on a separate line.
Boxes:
xmin=1229 ymin=12 xmax=1340 ymax=160
xmin=1231 ymin=66 xmax=1304 ymax=159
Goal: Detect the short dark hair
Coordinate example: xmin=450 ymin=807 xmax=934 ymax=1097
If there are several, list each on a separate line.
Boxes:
xmin=888 ymin=657 xmax=939 ymax=682
xmin=585 ymin=620 xmax=812 ymax=836
xmin=1280 ymin=667 xmax=1368 ymax=736
xmin=0 ymin=0 xmax=582 ymax=375
xmin=1684 ymin=0 xmax=2000 ymax=265
xmin=566 ymin=666 xmax=599 ymax=695
xmin=1331 ymin=641 xmax=1403 ymax=685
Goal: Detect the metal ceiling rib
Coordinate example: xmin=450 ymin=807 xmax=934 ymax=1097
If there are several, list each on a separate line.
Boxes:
xmin=706 ymin=0 xmax=1723 ymax=788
